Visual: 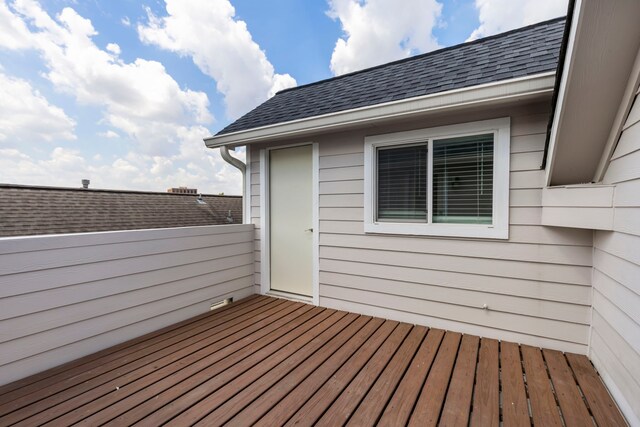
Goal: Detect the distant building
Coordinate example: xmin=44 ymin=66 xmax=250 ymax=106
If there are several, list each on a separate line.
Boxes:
xmin=167 ymin=187 xmax=198 ymax=194
xmin=0 ymin=184 xmax=242 ymax=237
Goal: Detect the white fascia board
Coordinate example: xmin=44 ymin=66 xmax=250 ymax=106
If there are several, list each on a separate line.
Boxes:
xmin=205 ymin=72 xmax=555 ymax=148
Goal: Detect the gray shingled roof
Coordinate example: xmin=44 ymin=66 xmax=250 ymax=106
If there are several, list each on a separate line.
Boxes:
xmin=217 ymin=17 xmax=565 ymax=136
xmin=0 ymin=185 xmax=242 ymax=237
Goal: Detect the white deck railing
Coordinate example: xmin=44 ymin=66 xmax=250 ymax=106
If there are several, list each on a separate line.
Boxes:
xmin=0 ymin=224 xmax=255 ymax=385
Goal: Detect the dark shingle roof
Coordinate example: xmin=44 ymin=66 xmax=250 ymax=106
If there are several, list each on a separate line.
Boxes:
xmin=218 ymin=17 xmax=565 ymax=136
xmin=0 ymin=184 xmax=242 ymax=237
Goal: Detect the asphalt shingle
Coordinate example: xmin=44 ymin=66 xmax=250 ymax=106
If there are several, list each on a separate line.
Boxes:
xmin=0 ymin=185 xmax=243 ymax=237
xmin=217 ymin=17 xmax=565 ymax=136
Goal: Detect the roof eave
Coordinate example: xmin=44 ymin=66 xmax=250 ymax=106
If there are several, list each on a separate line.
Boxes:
xmin=204 ymin=72 xmax=556 ymax=148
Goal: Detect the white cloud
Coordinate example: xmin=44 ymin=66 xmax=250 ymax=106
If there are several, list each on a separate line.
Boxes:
xmin=0 ymin=0 xmax=31 ymax=49
xmin=0 ymin=0 xmax=242 ymax=194
xmin=0 ymin=139 xmax=243 ymax=194
xmin=98 ymin=130 xmax=119 ymax=138
xmin=121 ymin=16 xmax=130 ymax=27
xmin=468 ymin=0 xmax=568 ymax=41
xmin=0 ymin=71 xmax=76 ymax=142
xmin=5 ymin=0 xmax=213 ymax=156
xmin=327 ymin=0 xmax=443 ymax=75
xmin=137 ymin=0 xmax=297 ymax=119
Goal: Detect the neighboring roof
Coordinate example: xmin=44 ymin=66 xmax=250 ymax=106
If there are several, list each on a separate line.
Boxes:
xmin=0 ymin=184 xmax=242 ymax=237
xmin=217 ymin=17 xmax=565 ymax=136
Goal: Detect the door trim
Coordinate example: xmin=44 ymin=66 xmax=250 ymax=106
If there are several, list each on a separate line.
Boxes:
xmin=259 ymin=142 xmax=319 ymax=305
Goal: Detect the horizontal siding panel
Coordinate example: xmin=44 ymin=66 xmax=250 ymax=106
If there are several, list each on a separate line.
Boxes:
xmin=590 ymin=331 xmax=640 ymax=424
xmin=510 ymin=134 xmax=545 ymax=153
xmin=510 ymin=189 xmax=542 ymax=207
xmin=320 ymin=259 xmax=591 ymax=304
xmin=541 ymin=207 xmax=614 ymax=230
xmin=0 ymin=254 xmax=253 ymax=321
xmin=321 ymin=296 xmax=587 ymax=354
xmin=613 ymin=180 xmax=640 ymax=207
xmin=319 ymin=152 xmax=364 ymax=169
xmin=613 ymin=207 xmax=640 ymax=235
xmin=319 ymin=220 xmax=592 ymax=246
xmin=0 ymin=224 xmax=251 ymax=255
xmin=320 ymin=194 xmax=364 ymax=208
xmin=593 ymin=290 xmax=640 ymax=355
xmin=320 ymin=246 xmax=592 ymax=285
xmin=320 ymin=272 xmax=589 ymax=323
xmin=595 ymin=230 xmax=640 ymax=266
xmin=0 ymin=288 xmax=252 ymax=386
xmin=0 ymin=229 xmax=253 ymax=276
xmin=0 ymin=266 xmax=253 ymax=343
xmin=510 ymin=113 xmax=548 ymax=136
xmin=611 ymin=119 xmax=640 ymax=160
xmin=0 ymin=242 xmax=253 ymax=298
xmin=318 ymin=137 xmax=364 ymax=157
xmin=319 ymin=207 xmax=363 ymax=221
xmin=603 ymin=150 xmax=640 ymax=184
xmin=319 ymin=166 xmax=363 ymax=182
xmin=510 ymin=151 xmax=543 ymax=171
xmin=320 ymin=233 xmax=591 ymax=266
xmin=251 ymin=183 xmax=260 ymax=196
xmin=319 ymin=180 xmax=363 ymax=195
xmin=542 ymin=186 xmax=615 ymax=207
xmin=0 ymin=276 xmax=252 ymax=366
xmin=594 ymin=249 xmax=640 ymax=294
xmin=509 ymin=207 xmax=541 ymax=225
xmin=593 ymin=270 xmax=640 ymax=326
xmin=321 ymin=285 xmax=588 ymax=345
xmin=510 ymin=170 xmax=545 ymax=189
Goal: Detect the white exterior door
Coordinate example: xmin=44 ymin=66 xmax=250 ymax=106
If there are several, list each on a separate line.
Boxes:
xmin=269 ymin=145 xmax=314 ymax=296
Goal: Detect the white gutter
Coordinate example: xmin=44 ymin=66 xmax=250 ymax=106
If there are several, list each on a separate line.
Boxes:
xmin=204 ymin=72 xmax=555 ymax=148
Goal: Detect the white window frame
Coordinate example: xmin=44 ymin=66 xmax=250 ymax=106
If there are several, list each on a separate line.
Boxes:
xmin=364 ymin=117 xmax=510 ymax=239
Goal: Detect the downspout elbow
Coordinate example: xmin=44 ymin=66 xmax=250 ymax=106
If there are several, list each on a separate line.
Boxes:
xmin=220 ymin=146 xmax=246 ymax=174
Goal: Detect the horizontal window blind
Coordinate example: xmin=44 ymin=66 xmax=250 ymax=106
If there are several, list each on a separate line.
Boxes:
xmin=377 ymin=144 xmax=427 ymax=221
xmin=432 ymin=134 xmax=493 ymax=224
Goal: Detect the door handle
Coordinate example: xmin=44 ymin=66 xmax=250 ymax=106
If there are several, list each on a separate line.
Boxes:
xmin=305 ymin=228 xmax=313 ymax=232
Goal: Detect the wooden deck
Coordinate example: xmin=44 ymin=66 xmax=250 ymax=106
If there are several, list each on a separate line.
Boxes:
xmin=0 ymin=295 xmax=627 ymax=426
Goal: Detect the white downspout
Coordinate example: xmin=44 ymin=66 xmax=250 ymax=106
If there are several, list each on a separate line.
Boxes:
xmin=220 ymin=146 xmax=247 ymax=223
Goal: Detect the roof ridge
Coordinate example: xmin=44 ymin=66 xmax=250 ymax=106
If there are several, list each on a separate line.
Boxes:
xmin=0 ymin=183 xmax=241 ymax=197
xmin=275 ymin=16 xmax=566 ymax=96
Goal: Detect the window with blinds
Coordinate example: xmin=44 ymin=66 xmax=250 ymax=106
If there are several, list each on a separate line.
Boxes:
xmin=433 ymin=134 xmax=494 ymax=224
xmin=365 ymin=118 xmax=509 ymax=239
xmin=374 ymin=133 xmax=495 ymax=225
xmin=377 ymin=144 xmax=427 ymax=221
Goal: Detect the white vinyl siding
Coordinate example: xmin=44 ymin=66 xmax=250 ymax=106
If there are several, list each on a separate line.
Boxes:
xmin=0 ymin=224 xmax=254 ymax=386
xmin=251 ymin=102 xmax=593 ymax=353
xmin=591 ymin=95 xmax=640 ymax=425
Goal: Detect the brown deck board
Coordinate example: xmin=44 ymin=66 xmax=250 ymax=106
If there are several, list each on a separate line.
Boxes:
xmin=229 ymin=317 xmax=385 ymax=426
xmin=521 ymin=345 xmax=564 ymax=427
xmin=378 ymin=328 xmax=445 ymax=427
xmin=408 ymin=331 xmax=462 ymax=427
xmin=0 ymin=296 xmax=627 ymax=427
xmin=314 ymin=322 xmax=412 ymax=426
xmin=543 ymin=349 xmax=594 ymax=427
xmin=284 ymin=320 xmax=399 ymax=427
xmin=566 ymin=353 xmax=628 ymax=427
xmin=3 ymin=296 xmax=281 ymax=425
xmin=347 ymin=325 xmax=427 ymax=426
xmin=500 ymin=341 xmax=530 ymax=426
xmin=439 ymin=334 xmax=480 ymax=427
xmin=470 ymin=338 xmax=500 ymax=426
xmin=10 ymin=298 xmax=296 ymax=425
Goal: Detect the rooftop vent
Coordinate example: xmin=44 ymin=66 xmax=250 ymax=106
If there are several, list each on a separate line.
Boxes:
xmin=81 ymin=179 xmax=90 ymax=189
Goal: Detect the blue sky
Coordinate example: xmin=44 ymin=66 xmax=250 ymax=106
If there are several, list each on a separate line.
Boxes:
xmin=0 ymin=0 xmax=567 ymax=194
